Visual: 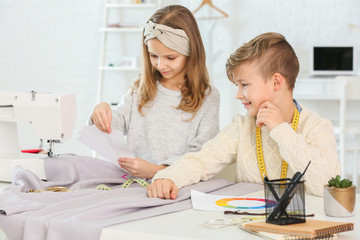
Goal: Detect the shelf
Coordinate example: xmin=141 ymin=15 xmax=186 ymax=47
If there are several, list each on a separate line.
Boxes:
xmin=97 ymin=0 xmax=159 ymax=102
xmin=99 ymin=66 xmax=140 ymax=71
xmin=100 ymin=27 xmax=143 ymax=32
xmin=106 ymin=3 xmax=157 ymax=8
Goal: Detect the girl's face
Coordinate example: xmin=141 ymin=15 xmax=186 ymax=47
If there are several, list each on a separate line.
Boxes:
xmin=147 ymin=38 xmax=188 ymax=83
xmin=232 ymin=62 xmax=275 ymax=117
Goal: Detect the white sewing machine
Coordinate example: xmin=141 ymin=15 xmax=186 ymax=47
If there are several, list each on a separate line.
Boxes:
xmin=0 ymin=91 xmax=76 ymax=182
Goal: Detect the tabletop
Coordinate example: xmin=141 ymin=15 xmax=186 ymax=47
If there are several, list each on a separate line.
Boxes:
xmin=99 ymin=191 xmax=359 ymax=240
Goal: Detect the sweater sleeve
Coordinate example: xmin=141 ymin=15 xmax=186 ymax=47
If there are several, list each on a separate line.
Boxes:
xmin=270 ymin=115 xmax=340 ymax=196
xmin=158 ymin=88 xmax=220 ymax=166
xmin=153 ymin=115 xmax=241 ymax=189
xmin=87 ymin=89 xmax=134 ymax=134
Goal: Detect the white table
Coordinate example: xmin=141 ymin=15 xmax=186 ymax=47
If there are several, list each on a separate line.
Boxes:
xmin=100 ymin=193 xmax=359 ymax=240
xmin=1 ymin=182 xmax=358 ymax=240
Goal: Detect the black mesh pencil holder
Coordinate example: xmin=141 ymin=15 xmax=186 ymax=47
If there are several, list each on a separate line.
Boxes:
xmin=264 ymin=178 xmax=306 ymax=225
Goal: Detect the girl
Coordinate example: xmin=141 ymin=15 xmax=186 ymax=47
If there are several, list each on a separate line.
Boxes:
xmin=90 ymin=5 xmax=220 ymax=179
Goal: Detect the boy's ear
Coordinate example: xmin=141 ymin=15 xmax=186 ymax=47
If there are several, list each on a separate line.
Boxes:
xmin=272 ymin=73 xmax=284 ymax=91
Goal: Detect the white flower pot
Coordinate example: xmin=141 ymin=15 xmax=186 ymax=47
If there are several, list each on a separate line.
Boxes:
xmin=324 ymin=185 xmax=356 ymax=217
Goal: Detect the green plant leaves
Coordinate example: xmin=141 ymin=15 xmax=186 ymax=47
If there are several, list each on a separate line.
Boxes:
xmin=328 ymin=175 xmax=352 ymax=188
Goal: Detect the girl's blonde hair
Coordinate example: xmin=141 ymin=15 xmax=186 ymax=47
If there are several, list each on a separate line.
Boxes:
xmin=133 ymin=5 xmax=211 ymax=116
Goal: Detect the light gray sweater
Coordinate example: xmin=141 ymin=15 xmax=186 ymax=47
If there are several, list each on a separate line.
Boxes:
xmin=107 ymin=82 xmax=220 ymax=166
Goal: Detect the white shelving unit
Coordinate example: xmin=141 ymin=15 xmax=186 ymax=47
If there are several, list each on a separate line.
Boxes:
xmin=97 ymin=0 xmax=160 ymax=103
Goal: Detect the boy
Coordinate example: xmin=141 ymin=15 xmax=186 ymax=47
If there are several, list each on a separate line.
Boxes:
xmin=147 ymin=32 xmax=340 ymax=199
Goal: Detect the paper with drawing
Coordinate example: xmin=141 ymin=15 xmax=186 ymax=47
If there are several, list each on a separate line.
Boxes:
xmin=191 ymin=190 xmax=266 ymax=211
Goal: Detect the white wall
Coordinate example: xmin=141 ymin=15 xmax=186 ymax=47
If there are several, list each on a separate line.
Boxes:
xmin=0 ymin=0 xmax=103 ymax=155
xmin=0 ymin=1 xmax=359 ymax=167
xmin=175 ymin=0 xmax=360 ymax=125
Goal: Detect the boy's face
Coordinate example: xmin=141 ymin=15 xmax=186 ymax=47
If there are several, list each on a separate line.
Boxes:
xmin=232 ymin=62 xmax=275 ymax=117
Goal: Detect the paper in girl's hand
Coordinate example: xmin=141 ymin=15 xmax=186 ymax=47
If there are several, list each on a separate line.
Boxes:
xmin=78 ymin=125 xmax=134 ymax=168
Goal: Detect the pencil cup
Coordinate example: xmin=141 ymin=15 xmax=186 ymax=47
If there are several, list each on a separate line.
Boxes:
xmin=264 ymin=178 xmax=306 ymax=225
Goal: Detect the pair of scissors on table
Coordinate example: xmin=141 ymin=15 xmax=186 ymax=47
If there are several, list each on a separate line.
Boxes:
xmin=201 ymin=216 xmax=265 ymax=229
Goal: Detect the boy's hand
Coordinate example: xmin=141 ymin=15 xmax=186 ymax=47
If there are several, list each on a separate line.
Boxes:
xmin=91 ymin=102 xmax=112 ymax=133
xmin=256 ymin=101 xmax=285 ymax=131
xmin=119 ymin=157 xmax=166 ymax=179
xmin=147 ymin=179 xmax=178 ymax=200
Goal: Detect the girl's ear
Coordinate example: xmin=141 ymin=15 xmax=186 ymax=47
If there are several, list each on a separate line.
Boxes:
xmin=272 ymin=72 xmax=284 ymax=91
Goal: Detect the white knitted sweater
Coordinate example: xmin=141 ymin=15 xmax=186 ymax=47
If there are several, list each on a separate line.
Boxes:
xmin=153 ymin=106 xmax=340 ymax=196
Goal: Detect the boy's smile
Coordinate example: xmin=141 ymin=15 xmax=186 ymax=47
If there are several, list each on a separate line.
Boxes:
xmin=232 ymin=62 xmax=275 ymax=117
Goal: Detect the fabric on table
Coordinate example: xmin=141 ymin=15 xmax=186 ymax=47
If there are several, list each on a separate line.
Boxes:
xmin=0 ymin=155 xmax=263 ymax=240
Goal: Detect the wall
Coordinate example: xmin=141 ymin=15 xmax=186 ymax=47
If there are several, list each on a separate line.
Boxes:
xmin=0 ymin=0 xmax=359 ymax=174
xmin=174 ymin=0 xmax=360 ymax=124
xmin=0 ymin=0 xmax=103 ymax=155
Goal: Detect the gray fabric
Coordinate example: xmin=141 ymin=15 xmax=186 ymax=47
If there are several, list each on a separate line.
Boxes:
xmin=89 ymin=83 xmax=220 ymax=166
xmin=14 ymin=155 xmax=128 ymax=192
xmin=0 ymin=155 xmax=263 ymax=240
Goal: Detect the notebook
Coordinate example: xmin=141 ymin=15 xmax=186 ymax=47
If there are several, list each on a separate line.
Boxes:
xmin=241 ymin=228 xmax=337 ymax=240
xmin=243 ymin=219 xmax=353 ymax=239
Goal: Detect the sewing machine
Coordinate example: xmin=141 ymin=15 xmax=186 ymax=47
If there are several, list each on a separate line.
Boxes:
xmin=0 ymin=91 xmax=76 ymax=182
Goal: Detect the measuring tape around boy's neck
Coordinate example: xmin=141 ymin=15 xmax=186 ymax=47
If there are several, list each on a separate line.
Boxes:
xmin=256 ymin=105 xmax=300 ymax=181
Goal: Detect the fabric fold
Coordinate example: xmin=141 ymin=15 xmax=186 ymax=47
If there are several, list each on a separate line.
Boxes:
xmin=0 ymin=155 xmax=262 ymax=240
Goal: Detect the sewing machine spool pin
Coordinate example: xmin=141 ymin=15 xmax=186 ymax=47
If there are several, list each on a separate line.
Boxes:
xmin=47 ymin=139 xmax=61 ymax=158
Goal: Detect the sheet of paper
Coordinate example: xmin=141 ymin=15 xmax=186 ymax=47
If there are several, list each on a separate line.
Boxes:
xmin=191 ymin=190 xmax=267 ymax=211
xmin=78 ymin=125 xmax=134 ymax=167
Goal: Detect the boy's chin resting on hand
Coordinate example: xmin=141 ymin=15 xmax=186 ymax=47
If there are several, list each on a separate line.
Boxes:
xmin=147 ymin=179 xmax=179 ymax=200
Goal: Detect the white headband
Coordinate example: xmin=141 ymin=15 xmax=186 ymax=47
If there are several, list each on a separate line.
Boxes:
xmin=143 ymin=21 xmax=190 ymax=56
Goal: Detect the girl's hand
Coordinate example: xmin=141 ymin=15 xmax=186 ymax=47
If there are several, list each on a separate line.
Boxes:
xmin=91 ymin=102 xmax=112 ymax=133
xmin=147 ymin=179 xmax=178 ymax=200
xmin=118 ymin=157 xmax=167 ymax=179
xmin=256 ymin=101 xmax=285 ymax=131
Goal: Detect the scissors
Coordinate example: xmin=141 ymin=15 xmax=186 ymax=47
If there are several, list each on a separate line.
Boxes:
xmin=201 ymin=216 xmax=265 ymax=229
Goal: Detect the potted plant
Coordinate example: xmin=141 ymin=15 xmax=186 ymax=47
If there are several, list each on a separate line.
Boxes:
xmin=324 ymin=175 xmax=356 ymax=217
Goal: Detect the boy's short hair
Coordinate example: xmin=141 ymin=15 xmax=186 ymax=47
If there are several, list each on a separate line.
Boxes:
xmin=226 ymin=32 xmax=299 ymax=89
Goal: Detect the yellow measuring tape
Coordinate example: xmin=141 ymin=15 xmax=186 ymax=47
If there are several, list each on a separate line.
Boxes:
xmin=121 ymin=178 xmax=149 ymax=188
xmin=256 ymin=107 xmax=300 ymax=181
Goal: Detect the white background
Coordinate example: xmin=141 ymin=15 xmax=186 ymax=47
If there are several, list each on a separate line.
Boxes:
xmin=0 ymin=0 xmax=359 ymax=175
